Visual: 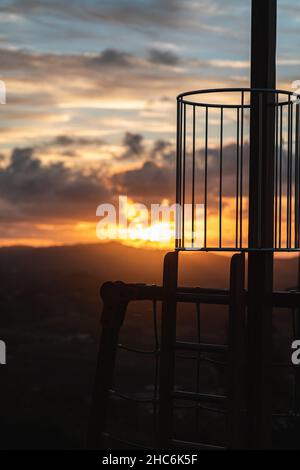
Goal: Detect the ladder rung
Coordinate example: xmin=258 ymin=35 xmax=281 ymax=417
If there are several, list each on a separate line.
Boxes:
xmin=171 ymin=439 xmax=226 ymax=451
xmin=175 ymin=341 xmax=228 ymax=353
xmin=173 ymin=390 xmax=227 ymax=404
xmin=178 ymin=287 xmax=229 ymax=295
xmin=176 ymin=292 xmax=229 ymax=305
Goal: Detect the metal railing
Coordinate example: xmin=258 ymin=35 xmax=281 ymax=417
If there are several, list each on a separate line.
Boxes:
xmin=87 ymin=260 xmax=300 ymax=450
xmin=87 ymin=277 xmax=239 ymax=450
xmin=176 ymin=88 xmax=300 ymax=252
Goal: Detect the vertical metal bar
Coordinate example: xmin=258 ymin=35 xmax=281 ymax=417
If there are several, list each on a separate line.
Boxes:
xmin=178 ymin=99 xmax=183 ymax=249
xmin=176 ymin=99 xmax=182 ymax=249
xmin=247 ymin=0 xmax=277 ymax=450
xmin=192 ymin=105 xmax=196 ymax=247
xmin=287 ymin=96 xmax=292 ymax=248
xmin=279 ymin=105 xmax=283 ymax=248
xmin=236 ymin=107 xmax=240 ymax=249
xmin=258 ymin=92 xmax=263 ymax=248
xmin=219 ymin=107 xmax=224 ymax=248
xmin=290 ymin=100 xmax=294 ymax=248
xmin=182 ymin=103 xmax=186 ymax=248
xmin=294 ymin=252 xmax=300 ymax=413
xmin=275 ymin=94 xmax=279 ymax=249
xmin=196 ymin=302 xmax=201 ymax=433
xmin=296 ymin=103 xmax=300 ymax=248
xmin=296 ymin=102 xmax=300 ymax=248
xmin=153 ymin=300 xmax=159 ymax=433
xmin=228 ymin=254 xmax=246 ymax=449
xmin=158 ymin=251 xmax=179 ymax=447
xmin=240 ymin=92 xmax=244 ymax=249
xmin=204 ymin=107 xmax=208 ymax=249
xmin=87 ymin=283 xmax=128 ymax=449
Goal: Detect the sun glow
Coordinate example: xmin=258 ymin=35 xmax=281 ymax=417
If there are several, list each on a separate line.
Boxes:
xmin=96 ymin=197 xmax=175 ymax=250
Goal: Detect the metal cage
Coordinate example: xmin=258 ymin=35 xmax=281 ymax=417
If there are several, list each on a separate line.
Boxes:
xmin=175 ymin=88 xmax=300 ymax=252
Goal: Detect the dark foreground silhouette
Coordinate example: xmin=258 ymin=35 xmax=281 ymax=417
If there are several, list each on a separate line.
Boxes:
xmin=0 ymin=243 xmax=298 ymax=449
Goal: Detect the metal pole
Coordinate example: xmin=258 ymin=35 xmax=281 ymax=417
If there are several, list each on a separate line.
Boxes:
xmin=158 ymin=251 xmax=179 ymax=447
xmin=247 ymin=0 xmax=277 ymax=449
xmin=87 ymin=282 xmax=128 ymax=449
xmin=228 ymin=254 xmax=246 ymax=449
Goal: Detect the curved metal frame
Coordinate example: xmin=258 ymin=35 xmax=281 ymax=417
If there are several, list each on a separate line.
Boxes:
xmin=175 ymin=88 xmax=300 ymax=252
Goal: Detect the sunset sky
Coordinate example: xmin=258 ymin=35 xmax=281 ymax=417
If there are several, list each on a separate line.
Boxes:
xmin=0 ymin=0 xmax=299 ymax=248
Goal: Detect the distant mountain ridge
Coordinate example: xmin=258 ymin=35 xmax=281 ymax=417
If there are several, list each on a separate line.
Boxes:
xmin=0 ymin=241 xmax=297 ymax=290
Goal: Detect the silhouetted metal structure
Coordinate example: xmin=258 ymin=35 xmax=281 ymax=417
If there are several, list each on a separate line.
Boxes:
xmin=175 ymin=88 xmax=300 ymax=252
xmin=88 ymin=0 xmax=300 ymax=450
xmin=88 ymin=278 xmax=243 ymax=450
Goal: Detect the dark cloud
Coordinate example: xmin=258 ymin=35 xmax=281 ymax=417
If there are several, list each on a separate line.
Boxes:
xmin=118 ymin=134 xmax=175 ymax=166
xmin=53 ymin=136 xmax=79 ymax=147
xmin=60 ymin=149 xmax=79 ymax=158
xmin=112 ymin=160 xmax=174 ymax=200
xmin=168 ymin=142 xmax=250 ymax=210
xmin=112 ymin=136 xmax=176 ymax=200
xmin=114 ymin=140 xmax=250 ymax=206
xmin=90 ymin=0 xmax=184 ymax=29
xmin=0 ymin=134 xmax=260 ymax=227
xmin=148 ymin=48 xmax=180 ymax=66
xmin=151 ymin=139 xmax=174 ymax=164
xmin=0 ymin=47 xmax=134 ymax=75
xmin=3 ymin=0 xmax=185 ymax=29
xmin=0 ymin=135 xmax=177 ymax=224
xmin=0 ymin=147 xmax=110 ymax=222
xmin=111 ymin=138 xmax=292 ymax=219
xmin=119 ymin=132 xmax=145 ymax=161
xmin=205 ymin=143 xmax=250 ymax=198
xmin=33 ymin=135 xmax=106 ymax=158
xmin=52 ymin=135 xmax=105 ymax=147
xmin=0 ymin=46 xmax=185 ymax=110
xmin=0 ymin=45 xmax=243 ymax=114
xmin=91 ymin=49 xmax=133 ymax=67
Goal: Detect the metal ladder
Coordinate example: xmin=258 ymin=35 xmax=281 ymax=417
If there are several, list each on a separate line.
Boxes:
xmin=87 ymin=252 xmax=247 ymax=450
xmin=158 ymin=252 xmax=246 ymax=450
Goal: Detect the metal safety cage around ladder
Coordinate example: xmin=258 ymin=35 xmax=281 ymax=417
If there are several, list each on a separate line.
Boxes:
xmin=175 ymin=88 xmax=300 ymax=253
